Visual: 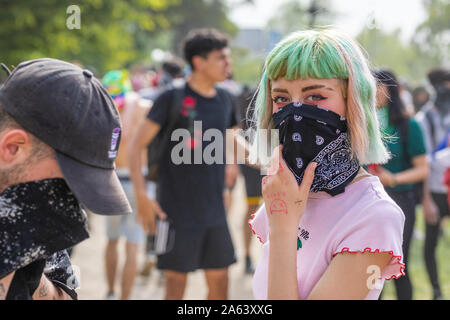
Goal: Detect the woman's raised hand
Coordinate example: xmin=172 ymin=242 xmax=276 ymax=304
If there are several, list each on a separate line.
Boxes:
xmin=262 ymin=145 xmax=317 ymax=235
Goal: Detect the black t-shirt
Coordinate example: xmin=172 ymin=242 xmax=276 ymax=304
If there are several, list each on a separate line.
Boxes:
xmin=147 ymin=83 xmax=239 ymax=228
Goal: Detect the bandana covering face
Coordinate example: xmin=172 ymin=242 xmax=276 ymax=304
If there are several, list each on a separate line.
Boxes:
xmin=272 ymin=102 xmax=360 ymax=196
xmin=0 ymin=178 xmax=89 ymax=299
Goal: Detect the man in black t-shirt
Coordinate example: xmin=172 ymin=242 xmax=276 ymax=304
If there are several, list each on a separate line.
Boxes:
xmin=128 ymin=29 xmax=240 ymax=300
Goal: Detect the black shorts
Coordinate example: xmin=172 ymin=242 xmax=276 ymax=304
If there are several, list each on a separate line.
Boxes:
xmin=157 ymin=223 xmax=236 ymax=273
xmin=240 ymin=164 xmax=262 ymax=205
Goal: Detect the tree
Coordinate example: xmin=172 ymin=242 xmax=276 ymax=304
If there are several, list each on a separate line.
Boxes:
xmin=231 ymin=47 xmax=265 ymax=86
xmin=357 ymin=27 xmax=427 ymax=84
xmin=267 ymin=0 xmax=335 ymax=36
xmin=356 ymin=0 xmax=449 ymax=87
xmin=0 ymin=0 xmax=178 ymax=75
xmin=413 ymin=0 xmax=450 ymax=68
xmin=160 ymin=0 xmax=239 ymax=55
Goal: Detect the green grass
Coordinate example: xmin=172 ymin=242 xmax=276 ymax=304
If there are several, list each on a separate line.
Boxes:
xmin=381 ymin=207 xmax=450 ymax=300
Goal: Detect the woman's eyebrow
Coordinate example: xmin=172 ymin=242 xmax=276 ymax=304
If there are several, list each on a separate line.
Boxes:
xmin=271 ymin=88 xmax=289 ymax=93
xmin=302 ymin=85 xmax=334 ymax=92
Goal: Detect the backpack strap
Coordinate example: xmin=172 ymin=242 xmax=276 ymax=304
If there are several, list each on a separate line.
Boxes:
xmin=146 ymin=84 xmax=185 ymax=181
xmin=166 ymin=84 xmax=185 ymax=130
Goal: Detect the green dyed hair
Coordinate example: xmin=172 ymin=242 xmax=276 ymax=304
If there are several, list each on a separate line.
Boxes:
xmin=248 ymin=29 xmax=389 ymax=166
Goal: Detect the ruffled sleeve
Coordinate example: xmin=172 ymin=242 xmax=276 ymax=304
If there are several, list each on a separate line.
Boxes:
xmin=248 ymin=205 xmax=269 ymax=244
xmin=332 ymin=199 xmax=406 ymax=281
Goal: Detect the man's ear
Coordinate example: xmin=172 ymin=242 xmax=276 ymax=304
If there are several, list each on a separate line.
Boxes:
xmin=0 ymin=129 xmax=32 ymax=164
xmin=191 ymin=55 xmax=205 ymax=72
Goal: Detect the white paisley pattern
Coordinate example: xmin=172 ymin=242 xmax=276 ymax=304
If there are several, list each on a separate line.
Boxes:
xmin=315 ymin=135 xmax=324 ymax=145
xmin=296 ymin=157 xmax=304 ymax=169
xmin=292 ymin=132 xmax=302 ymax=142
xmin=288 ymin=133 xmax=359 ymax=192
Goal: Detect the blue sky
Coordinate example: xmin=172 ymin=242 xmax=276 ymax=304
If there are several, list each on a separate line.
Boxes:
xmin=227 ymin=0 xmax=427 ymax=42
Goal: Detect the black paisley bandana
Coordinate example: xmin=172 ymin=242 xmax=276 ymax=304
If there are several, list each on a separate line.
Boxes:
xmin=0 ymin=178 xmax=89 ymax=298
xmin=272 ymin=102 xmax=360 ymax=196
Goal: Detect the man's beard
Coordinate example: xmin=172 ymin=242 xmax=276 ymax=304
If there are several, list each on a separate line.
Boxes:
xmin=0 ymin=162 xmax=28 ymax=194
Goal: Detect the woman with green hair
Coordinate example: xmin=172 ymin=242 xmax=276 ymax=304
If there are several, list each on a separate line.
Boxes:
xmin=248 ymin=29 xmax=405 ymax=299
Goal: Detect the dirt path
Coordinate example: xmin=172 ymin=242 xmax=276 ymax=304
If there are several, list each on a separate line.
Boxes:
xmin=71 ymin=176 xmax=262 ymax=300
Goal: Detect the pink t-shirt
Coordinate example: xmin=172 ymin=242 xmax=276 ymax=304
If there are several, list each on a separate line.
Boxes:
xmin=249 ymin=175 xmax=405 ymax=300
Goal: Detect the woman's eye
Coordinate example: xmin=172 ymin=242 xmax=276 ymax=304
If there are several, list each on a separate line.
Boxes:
xmin=272 ymin=96 xmax=290 ymax=104
xmin=305 ymin=94 xmax=327 ymax=102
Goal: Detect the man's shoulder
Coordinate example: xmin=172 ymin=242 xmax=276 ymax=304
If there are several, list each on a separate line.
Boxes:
xmin=158 ymin=83 xmax=187 ymax=101
xmin=215 ymin=87 xmax=237 ymax=111
xmin=216 ymin=86 xmax=234 ymax=99
xmin=157 ymin=87 xmax=177 ymax=99
xmin=149 ymin=88 xmax=179 ymax=111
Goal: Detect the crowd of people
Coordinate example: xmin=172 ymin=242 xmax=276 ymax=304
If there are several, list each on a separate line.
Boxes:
xmin=0 ymin=27 xmax=449 ymax=301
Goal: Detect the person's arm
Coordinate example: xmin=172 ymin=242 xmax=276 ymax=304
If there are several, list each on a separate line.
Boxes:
xmin=262 ymin=145 xmax=316 ymax=299
xmin=225 ymin=124 xmax=243 ymax=188
xmin=1 ymin=271 xmax=72 ymax=300
xmin=420 ymin=126 xmax=448 ymax=224
xmin=0 ymin=272 xmax=15 ymax=300
xmin=422 ymin=177 xmax=440 ymax=225
xmin=32 ymin=274 xmax=72 ymax=300
xmin=373 ymin=118 xmax=429 ymax=187
xmin=394 ymin=154 xmax=429 ymax=184
xmin=267 ymin=227 xmax=299 ymax=299
xmin=224 ymin=91 xmax=244 ymax=187
xmin=128 ymin=98 xmax=152 ymax=166
xmin=374 ymin=154 xmax=429 ymax=187
xmin=307 ymin=252 xmax=392 ymax=300
xmin=127 ymin=118 xmax=166 ymax=234
xmin=128 ymin=118 xmax=160 ymax=196
xmin=223 ymin=100 xmax=243 ymax=211
xmin=414 ymin=113 xmax=440 ymax=223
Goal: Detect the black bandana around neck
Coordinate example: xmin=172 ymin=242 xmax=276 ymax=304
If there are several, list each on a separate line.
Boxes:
xmin=0 ymin=178 xmax=89 ymax=280
xmin=272 ymin=102 xmax=360 ymax=196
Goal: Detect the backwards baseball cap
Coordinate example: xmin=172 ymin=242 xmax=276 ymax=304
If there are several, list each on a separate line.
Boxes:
xmin=0 ymin=58 xmax=131 ymax=216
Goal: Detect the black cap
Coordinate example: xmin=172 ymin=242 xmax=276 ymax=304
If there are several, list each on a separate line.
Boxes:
xmin=0 ymin=58 xmax=131 ymax=215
